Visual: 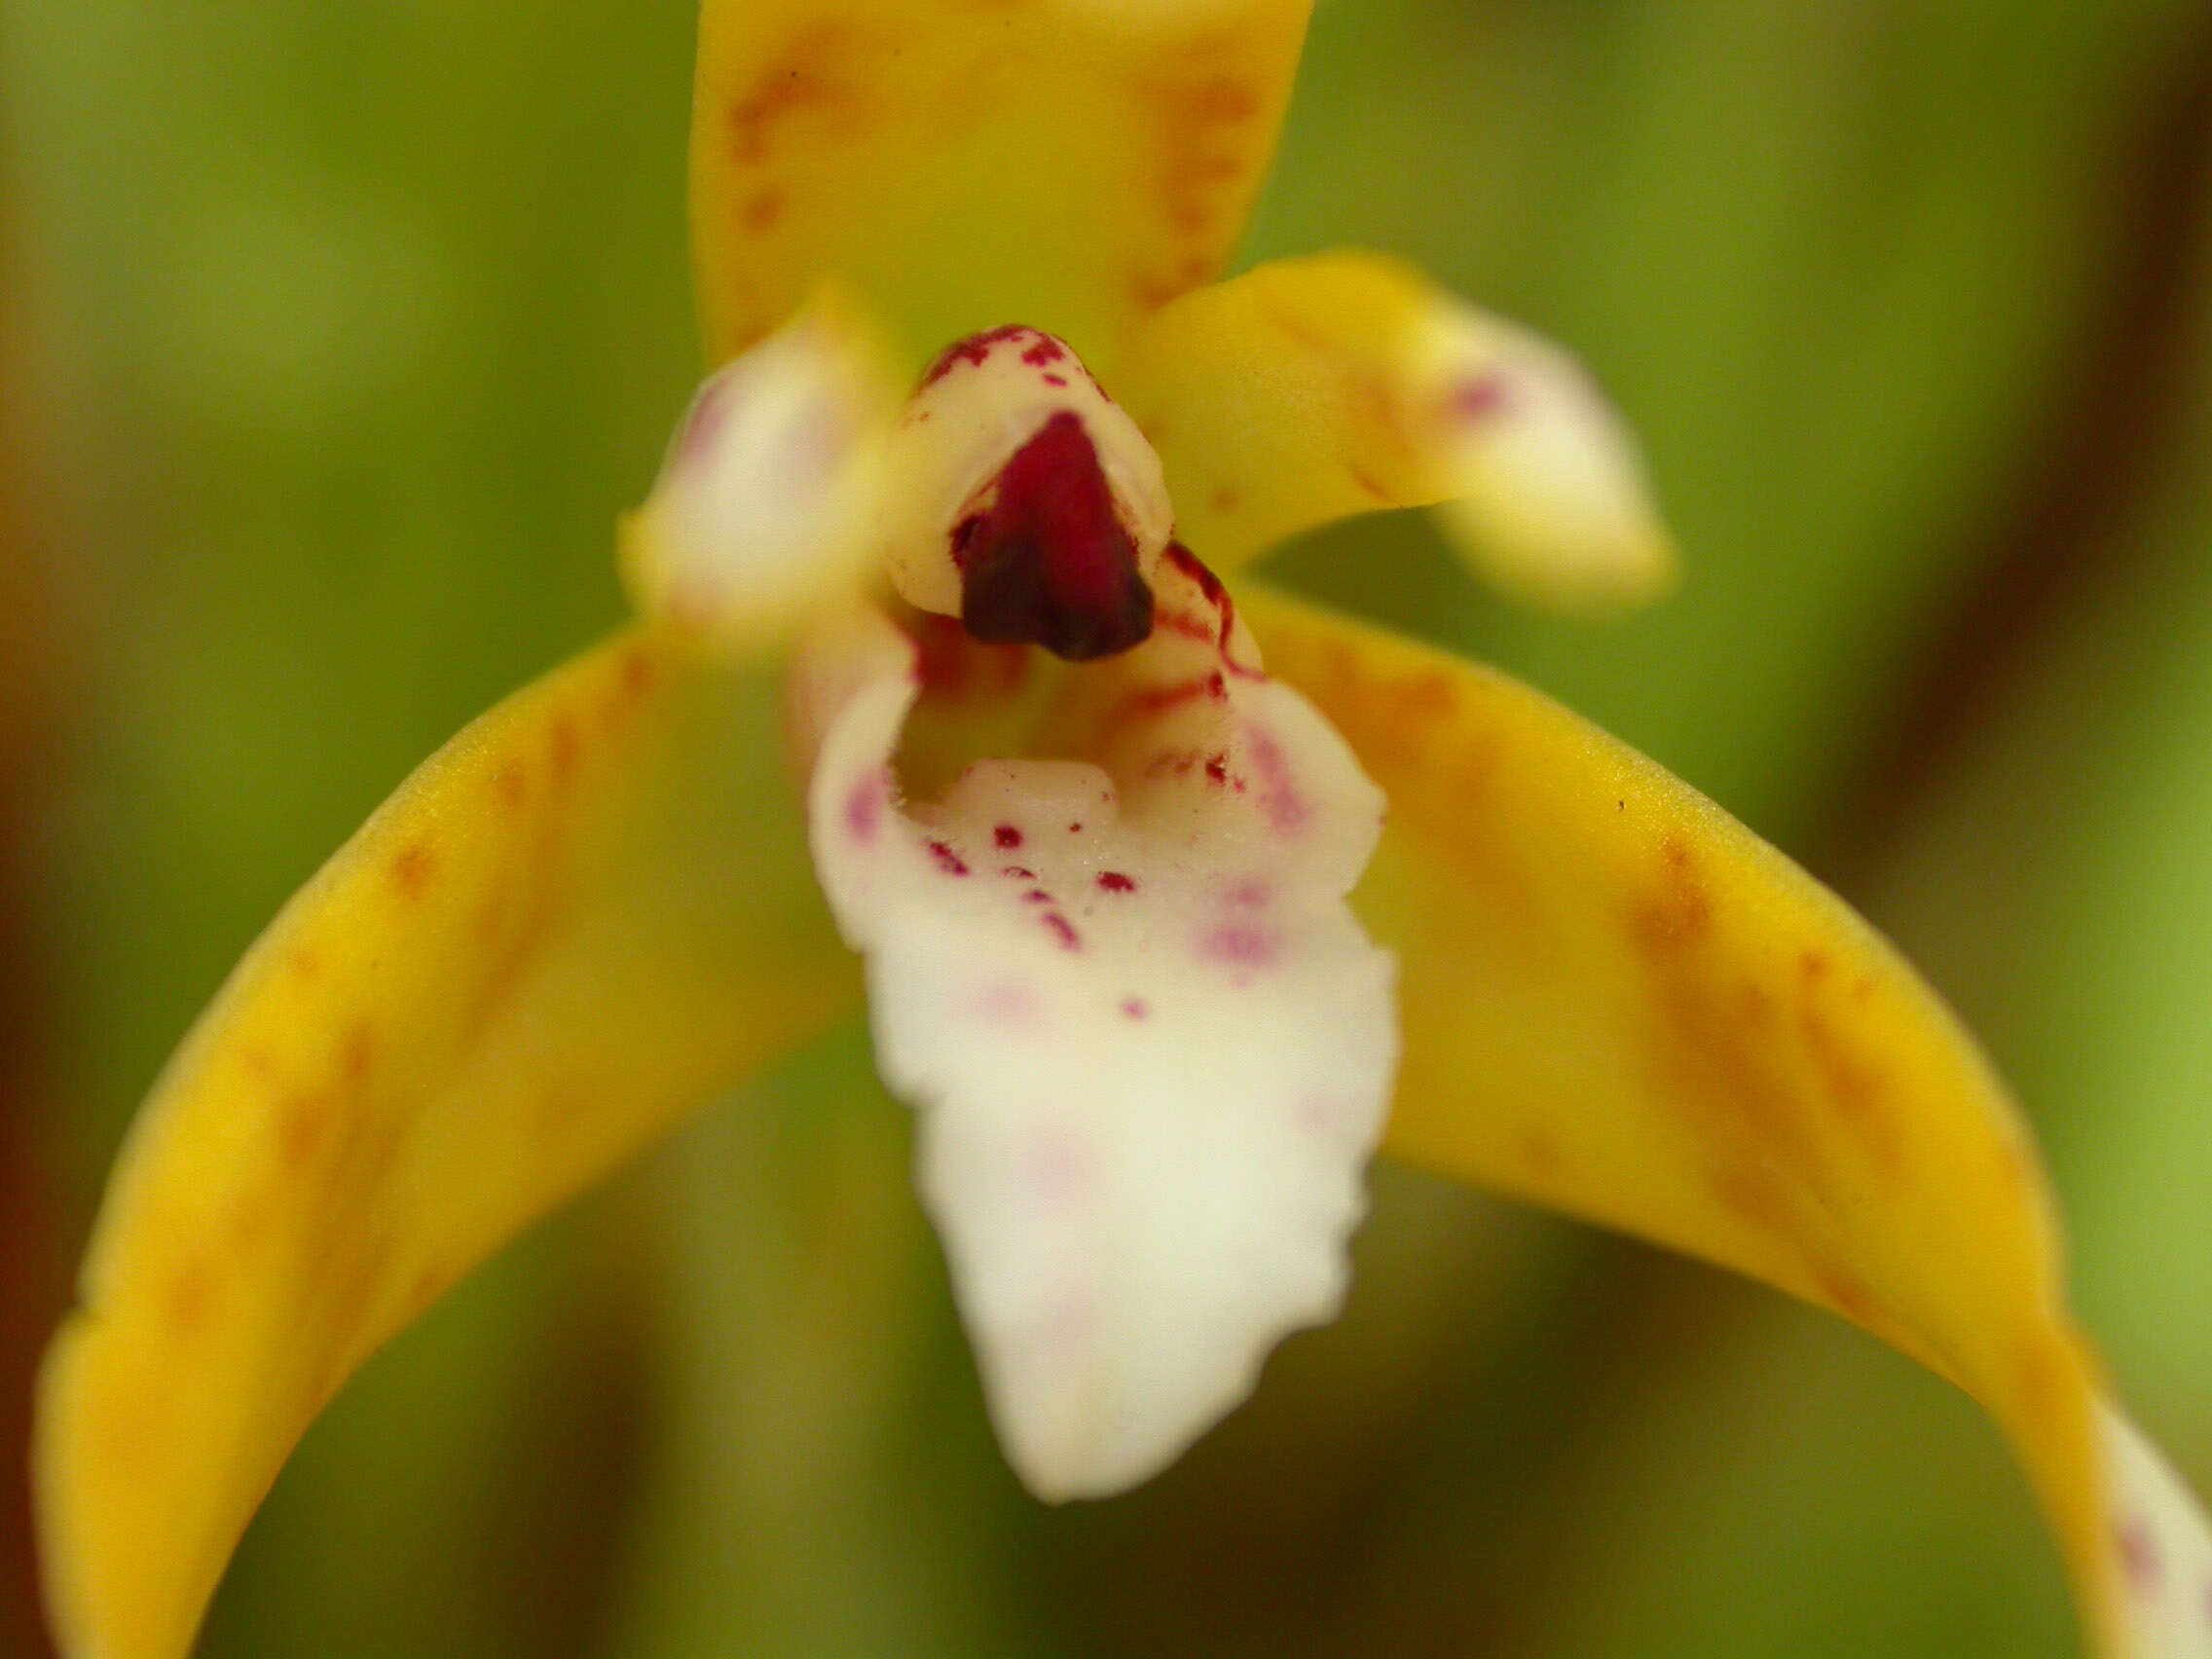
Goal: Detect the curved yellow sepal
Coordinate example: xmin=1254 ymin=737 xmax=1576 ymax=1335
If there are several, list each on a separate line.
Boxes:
xmin=36 ymin=627 xmax=858 ymax=1659
xmin=1244 ymin=582 xmax=2212 ymax=1659
xmin=1126 ymin=252 xmax=1674 ymax=605
xmin=691 ymin=0 xmax=1311 ymax=372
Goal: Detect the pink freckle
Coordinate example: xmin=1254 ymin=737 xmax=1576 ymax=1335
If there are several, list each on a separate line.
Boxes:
xmin=977 ymin=979 xmax=1038 ymax=1024
xmin=995 ymin=824 xmax=1024 ymax=849
xmin=1025 ymin=1122 xmax=1090 ymax=1201
xmin=1246 ymin=728 xmax=1309 ymax=832
xmin=679 ymin=377 xmax=734 ymax=467
xmin=927 ymin=839 xmax=971 ymax=876
xmin=1297 ymin=1094 xmax=1346 ymax=1135
xmin=1042 ymin=912 xmax=1081 ymax=951
xmin=1452 ymin=372 xmax=1513 ymax=421
xmin=844 ymin=774 xmax=884 ymax=842
xmin=2117 ymin=1518 xmax=2161 ymax=1593
xmin=1042 ymin=373 xmax=1068 ymax=387
xmin=1121 ymin=997 xmax=1149 ymax=1020
xmin=1001 ymin=865 xmax=1036 ymax=879
xmin=1202 ymin=923 xmax=1275 ymax=968
xmin=1097 ymin=871 xmax=1136 ymax=893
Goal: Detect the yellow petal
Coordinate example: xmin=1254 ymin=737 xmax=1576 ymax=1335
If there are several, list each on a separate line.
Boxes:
xmin=36 ymin=626 xmax=856 ymax=1659
xmin=1242 ymin=581 xmax=2212 ymax=1659
xmin=1124 ymin=252 xmax=1675 ymax=604
xmin=691 ymin=0 xmax=1311 ymax=370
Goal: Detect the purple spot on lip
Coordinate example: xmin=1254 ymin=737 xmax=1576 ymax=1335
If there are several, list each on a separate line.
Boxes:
xmin=995 ymin=824 xmax=1024 ymax=849
xmin=1097 ymin=871 xmax=1136 ymax=893
xmin=927 ymin=839 xmax=970 ymax=876
xmin=1201 ymin=923 xmax=1275 ymax=968
xmin=1245 ymin=727 xmax=1309 ymax=833
xmin=1042 ymin=912 xmax=1081 ymax=950
xmin=1000 ymin=865 xmax=1036 ymax=879
xmin=844 ymin=773 xmax=884 ymax=842
xmin=1121 ymin=996 xmax=1149 ymax=1020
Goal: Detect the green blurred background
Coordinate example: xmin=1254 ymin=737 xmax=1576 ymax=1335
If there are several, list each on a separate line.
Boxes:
xmin=3 ymin=0 xmax=2210 ymax=1653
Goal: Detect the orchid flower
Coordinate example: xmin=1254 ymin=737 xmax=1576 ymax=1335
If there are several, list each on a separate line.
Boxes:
xmin=33 ymin=3 xmax=2212 ymax=1657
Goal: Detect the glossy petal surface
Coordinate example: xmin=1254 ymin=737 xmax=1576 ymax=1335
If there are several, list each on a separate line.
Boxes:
xmin=1243 ymin=581 xmax=2212 ymax=1659
xmin=1125 ymin=252 xmax=1673 ymax=603
xmin=792 ymin=556 xmax=1394 ymax=1499
xmin=692 ymin=0 xmax=1311 ymax=368
xmin=37 ymin=627 xmax=856 ymax=1659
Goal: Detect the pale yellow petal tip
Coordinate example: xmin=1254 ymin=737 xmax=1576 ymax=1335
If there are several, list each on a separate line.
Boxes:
xmin=620 ymin=288 xmax=902 ymax=652
xmin=1416 ymin=308 xmax=1679 ymax=615
xmin=2097 ymin=1403 xmax=2212 ymax=1658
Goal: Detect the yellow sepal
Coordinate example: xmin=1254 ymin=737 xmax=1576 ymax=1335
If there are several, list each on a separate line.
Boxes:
xmin=691 ymin=0 xmax=1311 ymax=370
xmin=1245 ymin=581 xmax=2208 ymax=1659
xmin=36 ymin=626 xmax=858 ymax=1659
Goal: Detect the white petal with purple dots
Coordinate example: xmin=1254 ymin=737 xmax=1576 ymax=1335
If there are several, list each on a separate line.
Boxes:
xmin=792 ymin=548 xmax=1397 ymax=1500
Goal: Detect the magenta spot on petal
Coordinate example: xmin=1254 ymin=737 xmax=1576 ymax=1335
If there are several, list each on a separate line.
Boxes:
xmin=995 ymin=824 xmax=1024 ymax=849
xmin=1245 ymin=726 xmax=1309 ymax=833
xmin=1452 ymin=372 xmax=1513 ymax=422
xmin=1023 ymin=889 xmax=1053 ymax=904
xmin=976 ymin=979 xmax=1038 ymax=1024
xmin=1161 ymin=540 xmax=1241 ymax=654
xmin=678 ymin=377 xmax=734 ymax=468
xmin=1097 ymin=871 xmax=1136 ymax=894
xmin=1043 ymin=912 xmax=1082 ymax=951
xmin=2117 ymin=1518 xmax=2161 ymax=1594
xmin=1024 ymin=1121 xmax=1092 ymax=1202
xmin=1202 ymin=923 xmax=1275 ymax=969
xmin=1001 ymin=865 xmax=1036 ymax=879
xmin=844 ymin=773 xmax=884 ymax=842
xmin=1121 ymin=997 xmax=1149 ymax=1020
xmin=920 ymin=323 xmax=1032 ymax=387
xmin=1042 ymin=372 xmax=1068 ymax=387
xmin=1204 ymin=754 xmax=1229 ymax=785
xmin=927 ymin=839 xmax=971 ymax=876
xmin=1068 ymin=821 xmax=1083 ymax=832
xmin=1228 ymin=879 xmax=1271 ymax=907
xmin=1020 ymin=336 xmax=1065 ymax=367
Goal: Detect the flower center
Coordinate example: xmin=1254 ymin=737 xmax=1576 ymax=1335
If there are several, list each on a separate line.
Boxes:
xmin=954 ymin=411 xmax=1153 ymax=660
xmin=883 ymin=326 xmax=1173 ymax=664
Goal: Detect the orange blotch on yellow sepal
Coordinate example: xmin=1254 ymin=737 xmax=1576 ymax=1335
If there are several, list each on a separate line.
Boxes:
xmin=1241 ymin=581 xmax=2186 ymax=1659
